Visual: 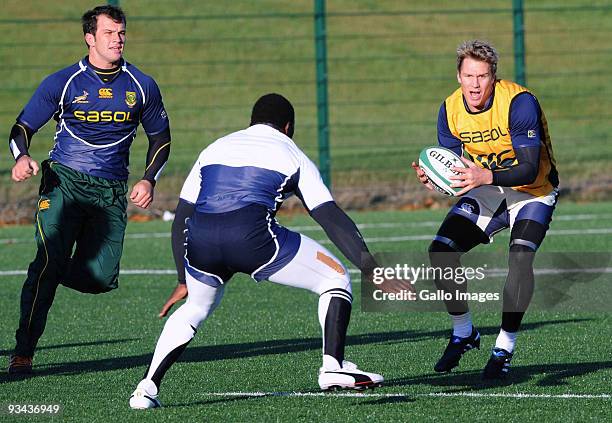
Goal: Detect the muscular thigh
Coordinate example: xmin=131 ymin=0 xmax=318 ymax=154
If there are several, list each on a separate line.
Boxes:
xmin=267 ymin=234 xmax=351 ymax=296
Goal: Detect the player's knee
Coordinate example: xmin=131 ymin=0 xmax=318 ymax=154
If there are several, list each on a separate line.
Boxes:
xmin=182 ymin=301 xmax=214 ymax=325
xmin=428 ymin=239 xmax=457 ymax=254
xmin=183 ymin=280 xmax=224 ymax=323
xmin=509 ymin=242 xmax=536 ymax=269
xmin=62 ymin=259 xmax=119 ymax=294
xmin=87 ymin=274 xmax=118 ymax=293
xmin=62 ymin=273 xmax=118 ymax=294
xmin=318 ymin=272 xmax=352 ymax=298
xmin=428 ymin=240 xmax=461 ymax=268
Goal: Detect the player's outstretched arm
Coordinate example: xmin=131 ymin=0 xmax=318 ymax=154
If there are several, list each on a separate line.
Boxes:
xmin=310 ymin=201 xmax=414 ymax=294
xmin=310 ymin=201 xmax=378 ymax=273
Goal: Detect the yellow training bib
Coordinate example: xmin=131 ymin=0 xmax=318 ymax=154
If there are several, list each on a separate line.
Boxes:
xmin=444 ymin=80 xmax=557 ymax=197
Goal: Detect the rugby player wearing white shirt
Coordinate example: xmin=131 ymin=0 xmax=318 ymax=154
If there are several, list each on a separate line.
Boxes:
xmin=130 ymin=94 xmax=383 ymax=409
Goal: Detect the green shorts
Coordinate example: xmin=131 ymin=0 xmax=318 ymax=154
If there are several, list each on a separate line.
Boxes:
xmin=34 ymin=159 xmax=128 ymax=293
xmin=15 ymin=160 xmax=129 ymax=356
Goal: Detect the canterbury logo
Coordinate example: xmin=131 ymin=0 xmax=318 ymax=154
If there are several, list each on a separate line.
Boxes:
xmin=316 ymin=252 xmax=345 ymax=275
xmin=469 ymin=149 xmax=516 ymax=170
xmin=39 ymin=199 xmax=50 ymax=211
xmin=98 ymin=88 xmax=113 ymax=99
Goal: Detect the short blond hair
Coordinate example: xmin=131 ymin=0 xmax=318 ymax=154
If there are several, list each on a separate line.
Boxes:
xmin=456 ymin=40 xmax=499 ymax=76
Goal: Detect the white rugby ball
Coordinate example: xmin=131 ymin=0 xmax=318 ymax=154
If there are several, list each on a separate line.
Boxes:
xmin=418 ymin=146 xmax=466 ymax=196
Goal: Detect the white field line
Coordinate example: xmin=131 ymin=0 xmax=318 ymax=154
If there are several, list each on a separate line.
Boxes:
xmin=290 ymin=212 xmax=612 ymax=232
xmin=1 ymin=267 xmax=611 ymax=278
xmin=358 ymin=228 xmax=612 ymax=244
xmin=1 ymin=224 xmax=612 ymax=246
xmin=197 ymin=391 xmax=611 ymax=400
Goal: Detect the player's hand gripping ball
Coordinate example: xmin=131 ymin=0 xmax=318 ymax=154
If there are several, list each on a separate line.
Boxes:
xmin=418 ymin=147 xmax=467 ymax=196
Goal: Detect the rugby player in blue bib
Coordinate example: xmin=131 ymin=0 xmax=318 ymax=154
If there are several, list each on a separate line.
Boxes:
xmin=8 ymin=5 xmax=171 ymax=374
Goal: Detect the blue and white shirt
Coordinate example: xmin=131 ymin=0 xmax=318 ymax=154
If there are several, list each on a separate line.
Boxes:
xmin=180 ymin=124 xmax=333 ymax=215
xmin=17 ymin=57 xmax=169 ymax=180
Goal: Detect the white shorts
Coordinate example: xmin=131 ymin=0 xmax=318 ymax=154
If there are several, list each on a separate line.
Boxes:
xmin=448 ymin=185 xmax=559 ymax=240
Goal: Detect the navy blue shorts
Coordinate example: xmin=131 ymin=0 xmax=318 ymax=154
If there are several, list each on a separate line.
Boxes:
xmin=184 ymin=204 xmax=301 ymax=287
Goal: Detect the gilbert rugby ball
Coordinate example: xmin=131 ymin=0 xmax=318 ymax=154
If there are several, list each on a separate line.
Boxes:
xmin=418 ymin=146 xmax=467 ymax=196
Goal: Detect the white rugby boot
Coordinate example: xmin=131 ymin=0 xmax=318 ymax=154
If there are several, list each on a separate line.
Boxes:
xmin=129 ymin=379 xmax=161 ymax=409
xmin=318 ymin=357 xmax=384 ymax=391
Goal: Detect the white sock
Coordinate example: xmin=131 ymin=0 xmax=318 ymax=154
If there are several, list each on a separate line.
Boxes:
xmin=322 ymin=354 xmax=341 ymax=371
xmin=451 ymin=312 xmax=473 ymax=338
xmin=144 ymin=275 xmax=224 ymax=388
xmin=144 ymin=304 xmax=199 ymax=383
xmin=136 ymin=378 xmax=158 ymax=396
xmin=495 ymin=329 xmax=517 ymax=353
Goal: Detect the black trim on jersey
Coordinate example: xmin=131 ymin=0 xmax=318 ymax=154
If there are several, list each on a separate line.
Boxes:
xmin=492 ymin=145 xmax=540 ymax=187
xmin=143 ymin=128 xmax=171 ymax=185
xmin=86 ymin=58 xmax=122 ymax=83
xmin=172 ymin=199 xmax=195 ymax=284
xmin=310 ymin=201 xmax=378 ymax=273
xmin=8 ymin=122 xmax=34 ymax=161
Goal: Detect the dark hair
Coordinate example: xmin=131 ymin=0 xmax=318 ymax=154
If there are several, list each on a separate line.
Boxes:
xmin=82 ymin=5 xmax=126 ymax=37
xmin=250 ymin=93 xmax=295 ymax=137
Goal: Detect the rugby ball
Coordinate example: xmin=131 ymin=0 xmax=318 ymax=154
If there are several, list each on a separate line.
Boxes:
xmin=418 ymin=146 xmax=467 ymax=196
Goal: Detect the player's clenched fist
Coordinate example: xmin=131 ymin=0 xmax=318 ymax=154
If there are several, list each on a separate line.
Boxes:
xmin=130 ymin=179 xmax=154 ymax=209
xmin=12 ymin=155 xmax=39 ymax=182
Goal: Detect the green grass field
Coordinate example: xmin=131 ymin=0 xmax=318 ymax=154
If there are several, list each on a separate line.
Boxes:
xmin=0 ymin=201 xmax=610 ymax=421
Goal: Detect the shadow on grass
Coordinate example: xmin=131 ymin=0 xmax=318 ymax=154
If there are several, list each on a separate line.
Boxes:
xmin=0 ymin=338 xmax=139 ymax=356
xmin=170 ymin=395 xmax=262 ymax=408
xmin=0 ymin=318 xmax=595 ymax=386
xmin=355 ymin=396 xmax=416 ymax=406
xmin=386 ymin=360 xmax=612 ymax=392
